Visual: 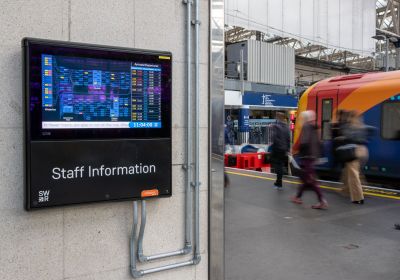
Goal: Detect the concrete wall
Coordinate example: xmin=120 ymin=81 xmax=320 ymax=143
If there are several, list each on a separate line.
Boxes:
xmin=0 ymin=1 xmax=209 ymax=279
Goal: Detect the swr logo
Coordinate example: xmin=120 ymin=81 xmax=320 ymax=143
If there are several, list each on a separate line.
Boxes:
xmin=38 ymin=190 xmax=50 ymax=203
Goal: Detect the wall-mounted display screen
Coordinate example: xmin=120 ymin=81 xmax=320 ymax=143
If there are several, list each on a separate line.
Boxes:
xmin=23 ymin=38 xmax=172 ymax=210
xmin=25 ymin=38 xmax=171 ymax=140
xmin=41 ymin=55 xmax=162 ymax=129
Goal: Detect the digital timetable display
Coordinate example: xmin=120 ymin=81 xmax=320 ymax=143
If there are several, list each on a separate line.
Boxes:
xmin=41 ymin=55 xmax=162 ymax=129
xmin=25 ymin=39 xmax=172 ymax=140
xmin=24 ymin=38 xmax=172 ymax=209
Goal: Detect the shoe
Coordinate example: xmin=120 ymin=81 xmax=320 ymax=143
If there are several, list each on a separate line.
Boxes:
xmin=291 ymin=197 xmax=303 ymax=204
xmin=274 ymin=182 xmax=283 ymax=190
xmin=352 ymin=200 xmax=364 ymax=205
xmin=312 ymin=200 xmax=328 ymax=210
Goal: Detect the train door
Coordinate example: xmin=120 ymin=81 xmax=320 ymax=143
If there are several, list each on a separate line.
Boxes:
xmin=316 ymin=90 xmax=338 ymax=169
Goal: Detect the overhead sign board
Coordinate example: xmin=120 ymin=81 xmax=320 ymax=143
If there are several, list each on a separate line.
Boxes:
xmin=23 ymin=38 xmax=172 ymax=209
xmin=242 ymin=91 xmax=298 ymax=108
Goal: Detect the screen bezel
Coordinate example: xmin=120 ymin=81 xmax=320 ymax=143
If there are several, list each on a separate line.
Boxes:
xmin=23 ymin=38 xmax=172 ymax=140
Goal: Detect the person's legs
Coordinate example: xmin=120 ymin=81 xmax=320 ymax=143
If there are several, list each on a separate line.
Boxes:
xmin=274 ymin=152 xmax=285 ymax=188
xmin=295 ymin=183 xmax=306 ymax=198
xmin=310 ymin=181 xmax=324 ymax=202
xmin=302 ymin=159 xmax=327 ymax=209
xmin=275 ymin=161 xmax=283 ymax=187
xmin=347 ymin=160 xmax=364 ymax=203
xmin=292 ymin=158 xmax=310 ymax=203
xmin=310 ymin=181 xmax=328 ymax=209
xmin=341 ymin=162 xmax=350 ymax=195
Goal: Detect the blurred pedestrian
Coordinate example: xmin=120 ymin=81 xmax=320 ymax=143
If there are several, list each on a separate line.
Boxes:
xmin=224 ymin=172 xmax=230 ymax=188
xmin=331 ymin=110 xmax=350 ymax=176
xmin=225 ymin=115 xmax=234 ymax=145
xmin=338 ymin=111 xmax=369 ymax=204
xmin=291 ymin=110 xmax=328 ymax=209
xmin=271 ymin=112 xmax=290 ymax=189
xmin=332 ymin=110 xmax=348 ymax=159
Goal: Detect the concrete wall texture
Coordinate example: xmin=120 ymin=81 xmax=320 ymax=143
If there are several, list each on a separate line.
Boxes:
xmin=0 ymin=1 xmax=209 ymax=279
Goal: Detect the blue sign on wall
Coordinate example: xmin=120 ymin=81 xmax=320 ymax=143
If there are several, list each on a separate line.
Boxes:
xmin=242 ymin=91 xmax=298 ymax=108
xmin=238 ymin=108 xmax=250 ymax=132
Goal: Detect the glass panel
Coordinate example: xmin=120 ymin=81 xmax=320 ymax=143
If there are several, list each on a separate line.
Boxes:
xmin=382 ymin=102 xmax=400 ymax=140
xmin=322 ymin=99 xmax=332 ymax=121
xmin=321 ymin=99 xmax=332 ymax=140
xmin=322 ymin=122 xmax=331 ymax=140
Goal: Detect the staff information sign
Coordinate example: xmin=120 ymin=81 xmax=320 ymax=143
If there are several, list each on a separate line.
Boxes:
xmin=23 ymin=38 xmax=172 ymax=210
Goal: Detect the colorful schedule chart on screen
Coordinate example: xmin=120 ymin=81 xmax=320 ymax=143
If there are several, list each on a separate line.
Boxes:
xmin=41 ymin=54 xmax=162 ymax=129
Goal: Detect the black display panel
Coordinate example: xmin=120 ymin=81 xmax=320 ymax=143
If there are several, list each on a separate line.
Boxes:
xmin=23 ymin=38 xmax=172 ymax=210
xmin=24 ymin=38 xmax=171 ymax=140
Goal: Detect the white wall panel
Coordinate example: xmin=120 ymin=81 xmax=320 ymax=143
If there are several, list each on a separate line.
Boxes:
xmin=327 ymin=0 xmax=340 ymax=48
xmin=249 ymin=0 xmax=268 ymax=30
xmin=226 ymin=0 xmax=376 ymax=55
xmin=363 ymin=0 xmax=376 ymax=54
xmin=267 ymin=0 xmax=283 ymax=36
xmin=340 ymin=0 xmax=353 ymax=49
xmin=283 ymin=0 xmax=300 ymax=39
xmin=352 ymin=0 xmax=364 ymax=52
xmin=236 ymin=0 xmax=250 ymax=29
xmin=301 ymin=0 xmax=314 ymax=41
xmin=317 ymin=0 xmax=328 ymax=45
xmin=225 ymin=90 xmax=242 ymax=106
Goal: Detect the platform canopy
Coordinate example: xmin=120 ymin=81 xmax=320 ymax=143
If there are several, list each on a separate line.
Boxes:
xmin=225 ymin=0 xmax=376 ymax=56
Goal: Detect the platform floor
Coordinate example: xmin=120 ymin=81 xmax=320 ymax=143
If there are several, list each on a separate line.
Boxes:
xmin=225 ymin=168 xmax=400 ymax=280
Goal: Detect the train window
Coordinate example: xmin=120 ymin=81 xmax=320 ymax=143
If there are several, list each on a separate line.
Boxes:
xmin=321 ymin=99 xmax=333 ymax=140
xmin=382 ymin=101 xmax=400 ymax=140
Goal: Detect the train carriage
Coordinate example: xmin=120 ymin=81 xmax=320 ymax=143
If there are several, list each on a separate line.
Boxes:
xmin=293 ymin=71 xmax=400 ymax=180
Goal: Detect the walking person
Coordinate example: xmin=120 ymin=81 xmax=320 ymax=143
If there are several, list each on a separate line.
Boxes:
xmin=291 ymin=110 xmax=328 ymax=209
xmin=270 ymin=112 xmax=290 ymax=189
xmin=331 ymin=110 xmax=350 ymax=178
xmin=339 ymin=111 xmax=369 ymax=204
xmin=331 ymin=110 xmax=348 ymax=163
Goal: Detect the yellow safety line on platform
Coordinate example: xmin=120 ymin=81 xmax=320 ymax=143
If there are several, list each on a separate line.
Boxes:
xmin=225 ymin=170 xmax=400 ymax=201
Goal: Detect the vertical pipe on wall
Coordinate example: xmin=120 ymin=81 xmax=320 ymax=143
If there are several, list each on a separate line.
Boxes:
xmin=137 ymin=200 xmax=147 ymax=260
xmin=130 ymin=0 xmax=203 ymax=276
xmin=193 ymin=0 xmax=201 ymax=262
xmin=130 ymin=202 xmax=142 ymax=279
xmin=184 ymin=0 xmax=193 ymax=250
xmin=135 ymin=0 xmax=194 ymax=263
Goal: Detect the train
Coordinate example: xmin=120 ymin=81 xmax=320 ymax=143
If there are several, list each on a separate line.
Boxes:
xmin=293 ymin=71 xmax=400 ymax=180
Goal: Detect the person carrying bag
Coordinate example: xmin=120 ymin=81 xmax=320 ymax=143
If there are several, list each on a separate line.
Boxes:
xmin=337 ymin=111 xmax=369 ymax=204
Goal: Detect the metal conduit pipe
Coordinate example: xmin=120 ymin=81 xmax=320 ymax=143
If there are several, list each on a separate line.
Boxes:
xmin=130 ymin=201 xmax=142 ymax=278
xmin=130 ymin=0 xmax=202 ymax=276
xmin=135 ymin=0 xmax=193 ymax=263
xmin=193 ymin=0 xmax=201 ymax=263
xmin=130 ymin=202 xmax=195 ymax=278
xmin=131 ymin=202 xmax=198 ymax=278
xmin=184 ymin=0 xmax=193 ymax=253
xmin=137 ymin=201 xmax=187 ymax=262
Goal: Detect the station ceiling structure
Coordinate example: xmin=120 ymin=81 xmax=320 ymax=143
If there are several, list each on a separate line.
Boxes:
xmin=225 ymin=0 xmax=400 ymax=85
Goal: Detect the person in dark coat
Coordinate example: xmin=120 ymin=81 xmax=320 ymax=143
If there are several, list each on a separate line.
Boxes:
xmin=271 ymin=112 xmax=290 ymax=189
xmin=331 ymin=110 xmax=350 ymax=173
xmin=291 ymin=110 xmax=328 ymax=209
